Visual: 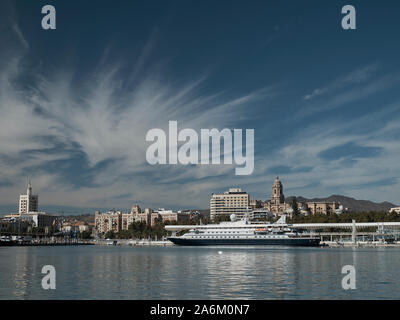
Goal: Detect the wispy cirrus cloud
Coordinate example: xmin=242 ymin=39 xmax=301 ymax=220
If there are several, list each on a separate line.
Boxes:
xmin=251 ymin=99 xmax=400 ymax=203
xmin=0 ymin=14 xmax=276 ymax=210
xmin=1 ymin=1 xmax=400 ymax=213
xmin=299 ymin=64 xmax=400 ymax=119
xmin=303 ymin=64 xmax=379 ymax=100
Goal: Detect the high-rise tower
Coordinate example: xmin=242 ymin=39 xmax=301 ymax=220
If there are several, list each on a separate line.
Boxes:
xmin=19 ymin=179 xmax=39 ymax=213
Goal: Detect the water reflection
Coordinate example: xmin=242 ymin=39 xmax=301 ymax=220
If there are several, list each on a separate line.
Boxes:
xmin=1 ymin=246 xmax=400 ymax=299
xmin=13 ymin=249 xmax=30 ymax=298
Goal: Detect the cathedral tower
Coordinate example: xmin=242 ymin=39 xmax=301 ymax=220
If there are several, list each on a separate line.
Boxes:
xmin=271 ymin=176 xmax=285 ymax=205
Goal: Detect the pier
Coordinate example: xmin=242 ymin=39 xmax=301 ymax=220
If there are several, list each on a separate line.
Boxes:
xmin=93 ymin=239 xmax=174 ymax=246
xmin=0 ymin=240 xmax=94 ymax=247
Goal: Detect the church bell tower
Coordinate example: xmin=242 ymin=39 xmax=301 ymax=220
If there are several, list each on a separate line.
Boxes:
xmin=271 ymin=176 xmax=285 ymax=205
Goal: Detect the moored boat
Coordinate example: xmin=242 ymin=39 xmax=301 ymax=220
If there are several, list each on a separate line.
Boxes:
xmin=168 ymin=214 xmax=320 ymax=247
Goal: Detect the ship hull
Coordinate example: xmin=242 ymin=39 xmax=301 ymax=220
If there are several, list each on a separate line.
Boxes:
xmin=167 ymin=237 xmax=321 ymax=247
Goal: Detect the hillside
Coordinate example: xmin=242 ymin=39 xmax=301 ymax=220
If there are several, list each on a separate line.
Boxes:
xmin=286 ymin=195 xmax=398 ymax=213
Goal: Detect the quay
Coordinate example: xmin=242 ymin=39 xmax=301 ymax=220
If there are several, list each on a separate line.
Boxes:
xmin=0 ymin=241 xmax=94 ymax=247
xmin=322 ymin=242 xmax=400 ymax=248
xmin=94 ymin=239 xmax=174 ymax=247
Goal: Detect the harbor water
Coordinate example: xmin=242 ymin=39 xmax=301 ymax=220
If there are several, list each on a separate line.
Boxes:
xmin=0 ymin=246 xmax=399 ymax=300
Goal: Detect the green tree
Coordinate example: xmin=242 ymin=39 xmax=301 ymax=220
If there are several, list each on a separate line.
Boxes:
xmin=79 ymin=231 xmax=92 ymax=240
xmin=104 ymin=230 xmax=115 ymax=239
xmin=291 ymin=197 xmax=299 ymax=216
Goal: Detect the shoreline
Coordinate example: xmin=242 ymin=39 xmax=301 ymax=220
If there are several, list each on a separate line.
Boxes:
xmin=3 ymin=239 xmax=400 ymax=248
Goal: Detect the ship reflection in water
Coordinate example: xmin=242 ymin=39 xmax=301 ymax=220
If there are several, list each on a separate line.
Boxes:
xmin=0 ymin=246 xmax=399 ymax=299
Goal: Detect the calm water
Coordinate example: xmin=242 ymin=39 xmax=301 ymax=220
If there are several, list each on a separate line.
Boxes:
xmin=0 ymin=245 xmax=399 ymax=300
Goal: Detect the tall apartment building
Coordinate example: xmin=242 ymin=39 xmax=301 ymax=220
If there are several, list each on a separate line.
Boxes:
xmin=131 ymin=207 xmax=190 ymax=227
xmin=210 ymin=188 xmax=250 ymax=221
xmin=95 ymin=210 xmax=122 ymax=234
xmin=95 ymin=205 xmax=190 ymax=234
xmin=154 ymin=209 xmax=190 ymax=226
xmin=19 ymin=181 xmax=38 ymax=214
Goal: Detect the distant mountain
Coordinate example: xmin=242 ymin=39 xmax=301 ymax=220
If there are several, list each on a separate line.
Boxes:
xmin=286 ymin=195 xmax=398 ymax=213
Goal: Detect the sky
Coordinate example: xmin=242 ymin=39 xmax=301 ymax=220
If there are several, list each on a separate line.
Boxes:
xmin=0 ymin=0 xmax=400 ymax=214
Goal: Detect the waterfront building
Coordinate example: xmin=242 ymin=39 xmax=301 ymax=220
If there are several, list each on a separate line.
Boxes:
xmin=61 ymin=221 xmax=91 ymax=233
xmin=389 ymin=207 xmax=400 ymax=214
xmin=134 ymin=208 xmax=153 ymax=225
xmin=21 ymin=212 xmax=58 ymax=228
xmin=61 ymin=224 xmax=78 ymax=232
xmin=155 ymin=209 xmax=190 ymax=226
xmin=134 ymin=208 xmax=190 ymax=227
xmin=19 ymin=180 xmax=38 ymax=214
xmin=1 ymin=183 xmax=58 ymax=230
xmin=94 ymin=206 xmax=191 ymax=233
xmin=0 ymin=217 xmax=32 ymax=233
xmin=95 ymin=210 xmax=122 ymax=234
xmin=210 ymin=188 xmax=250 ymax=221
xmin=300 ymin=202 xmax=340 ymax=215
xmin=122 ymin=212 xmax=134 ymax=230
xmin=0 ymin=220 xmax=10 ymax=232
xmin=4 ymin=212 xmax=58 ymax=228
xmin=78 ymin=225 xmax=90 ymax=232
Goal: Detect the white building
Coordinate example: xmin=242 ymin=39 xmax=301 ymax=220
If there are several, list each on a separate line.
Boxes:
xmin=20 ymin=212 xmax=58 ymax=228
xmin=389 ymin=207 xmax=400 ymax=214
xmin=4 ymin=212 xmax=58 ymax=228
xmin=210 ymin=188 xmax=250 ymax=221
xmin=19 ymin=181 xmax=38 ymax=214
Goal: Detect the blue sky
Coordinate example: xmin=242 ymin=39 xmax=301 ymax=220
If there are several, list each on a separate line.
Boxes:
xmin=1 ymin=0 xmax=400 ymax=213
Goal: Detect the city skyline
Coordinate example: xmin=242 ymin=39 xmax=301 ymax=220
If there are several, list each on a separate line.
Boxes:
xmin=1 ymin=0 xmax=400 ymax=212
xmin=0 ymin=176 xmax=397 ymax=215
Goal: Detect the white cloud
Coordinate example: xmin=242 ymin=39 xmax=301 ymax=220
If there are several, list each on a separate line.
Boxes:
xmin=0 ymin=19 xmax=275 ymax=210
xmin=303 ymin=64 xmax=378 ymax=100
xmin=1 ymin=10 xmax=399 ymax=212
